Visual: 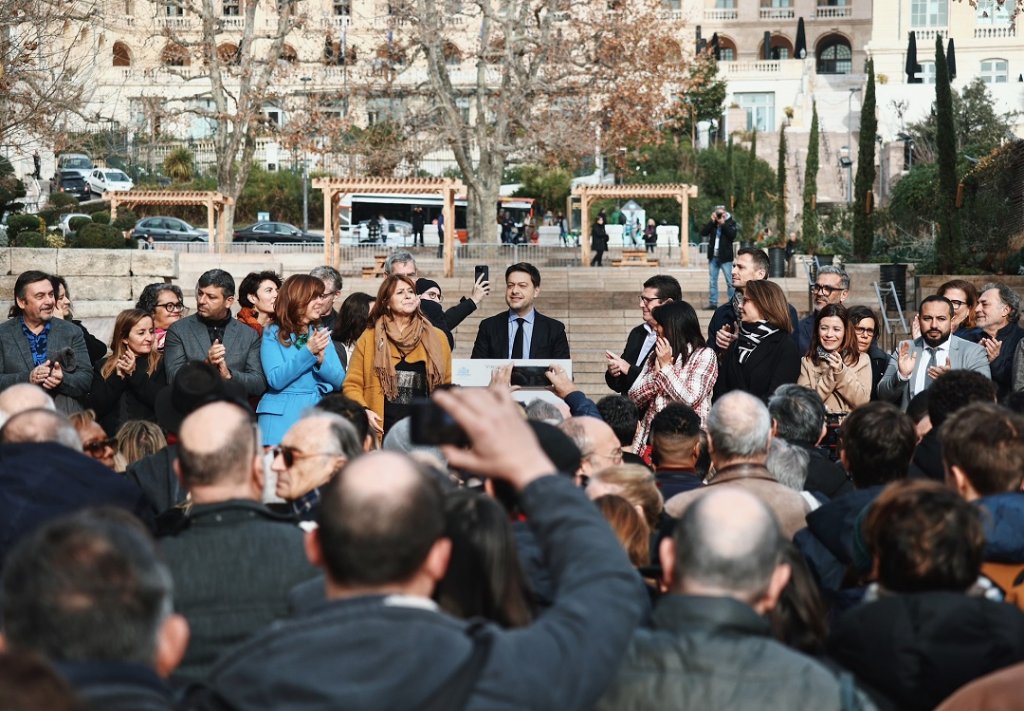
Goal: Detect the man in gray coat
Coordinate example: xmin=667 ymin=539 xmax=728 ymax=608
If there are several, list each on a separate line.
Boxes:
xmin=0 ymin=270 xmax=92 ymax=414
xmin=597 ymin=487 xmax=877 ymax=710
xmin=164 ymin=269 xmax=265 ymax=398
xmin=878 ymin=295 xmax=990 ymax=410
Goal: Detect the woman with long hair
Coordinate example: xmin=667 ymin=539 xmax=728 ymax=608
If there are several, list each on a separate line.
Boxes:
xmin=628 ymin=300 xmax=717 ymax=452
xmin=48 ymin=275 xmax=107 ymax=365
xmin=714 ymin=280 xmax=800 ymax=402
xmin=798 ymin=303 xmax=871 ymax=414
xmin=85 ymin=309 xmax=165 ymax=436
xmin=938 ymin=279 xmax=979 ymax=337
xmin=343 ymin=274 xmax=452 ymax=438
xmin=236 ymin=270 xmax=281 ymax=338
xmin=847 ymin=305 xmax=889 ymax=400
xmin=135 ymin=283 xmax=188 ymax=352
xmin=258 ymin=275 xmax=345 ymax=445
xmin=331 ymin=292 xmax=376 ymax=369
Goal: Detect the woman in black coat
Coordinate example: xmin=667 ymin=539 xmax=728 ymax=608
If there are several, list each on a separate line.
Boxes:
xmin=713 ymin=280 xmax=800 ymax=402
xmin=86 ymin=308 xmax=166 ymax=436
xmin=591 ymin=216 xmax=609 ymax=267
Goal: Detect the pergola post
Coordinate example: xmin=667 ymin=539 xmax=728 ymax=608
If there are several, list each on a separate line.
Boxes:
xmin=442 ymin=187 xmax=456 ymax=278
xmin=579 ymin=190 xmax=592 ymax=268
xmin=108 ymin=195 xmax=119 ymax=222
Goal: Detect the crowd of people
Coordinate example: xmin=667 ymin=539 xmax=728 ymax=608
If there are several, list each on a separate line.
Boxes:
xmin=2 ymin=252 xmax=1024 ymax=710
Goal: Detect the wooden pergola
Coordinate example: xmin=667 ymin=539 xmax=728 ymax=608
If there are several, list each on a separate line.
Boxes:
xmin=313 ymin=177 xmax=465 ymax=276
xmin=105 ymin=191 xmax=235 ymax=253
xmin=571 ymin=183 xmax=699 ymax=266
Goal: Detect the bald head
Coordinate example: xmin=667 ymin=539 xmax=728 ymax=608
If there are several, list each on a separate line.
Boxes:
xmin=559 ymin=416 xmax=622 ymax=476
xmin=317 ymin=451 xmax=446 ymax=588
xmin=177 ymin=402 xmax=257 ymax=489
xmin=706 ymin=391 xmax=771 ymax=465
xmin=0 ymin=384 xmax=55 ymax=423
xmin=0 ymin=409 xmax=81 ymax=451
xmin=673 ymin=488 xmax=783 ymax=601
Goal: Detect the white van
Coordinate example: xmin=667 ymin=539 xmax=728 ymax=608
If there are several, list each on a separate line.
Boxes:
xmin=56 ymin=153 xmax=94 ymax=179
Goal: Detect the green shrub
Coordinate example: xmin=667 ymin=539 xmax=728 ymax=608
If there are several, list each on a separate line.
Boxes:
xmin=68 ymin=216 xmax=92 ymax=232
xmin=91 ymin=210 xmax=111 ymax=225
xmin=74 ymin=223 xmax=127 ymax=249
xmin=44 ymin=233 xmax=66 ymax=248
xmin=112 ymin=208 xmax=137 ymax=231
xmin=47 ymin=192 xmax=79 ymax=209
xmin=11 ymin=230 xmax=48 ymax=248
xmin=7 ymin=214 xmax=43 ymax=236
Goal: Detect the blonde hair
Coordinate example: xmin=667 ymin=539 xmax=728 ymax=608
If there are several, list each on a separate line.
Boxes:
xmin=116 ymin=420 xmax=168 ymax=467
xmin=589 ymin=463 xmax=664 ymax=529
xmin=595 ymin=495 xmax=650 ymax=567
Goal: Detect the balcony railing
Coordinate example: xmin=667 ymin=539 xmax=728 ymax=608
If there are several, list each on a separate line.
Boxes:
xmin=815 ymin=5 xmax=851 ymax=19
xmin=721 ymin=60 xmax=781 ymax=74
xmin=912 ymin=28 xmax=947 ymax=41
xmin=974 ymin=26 xmax=1015 ymax=39
xmin=704 ymin=8 xmax=737 ymax=21
xmin=760 ymin=7 xmax=794 ymax=20
xmin=220 ymin=16 xmax=244 ymax=30
xmin=156 ymin=15 xmax=194 ymax=30
xmin=318 ymin=14 xmax=351 ymax=29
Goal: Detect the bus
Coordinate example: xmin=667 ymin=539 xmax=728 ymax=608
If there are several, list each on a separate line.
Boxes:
xmin=343 ymin=192 xmax=535 ymax=243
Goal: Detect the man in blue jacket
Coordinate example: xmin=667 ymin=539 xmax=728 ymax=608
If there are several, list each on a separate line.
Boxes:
xmin=193 ymin=386 xmax=644 ymax=710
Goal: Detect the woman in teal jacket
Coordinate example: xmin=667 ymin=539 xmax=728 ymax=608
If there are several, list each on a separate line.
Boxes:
xmin=257 ymin=275 xmax=345 ymax=445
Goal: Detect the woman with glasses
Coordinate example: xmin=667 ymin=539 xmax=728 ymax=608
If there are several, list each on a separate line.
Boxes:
xmin=70 ymin=410 xmax=119 ymax=470
xmin=258 ymin=275 xmax=345 ymax=446
xmin=85 ymin=308 xmax=166 ymax=437
xmin=847 ymin=305 xmax=889 ymax=400
xmin=797 ymin=303 xmax=871 ymax=415
xmin=136 ymin=283 xmax=188 ymax=352
xmin=937 ymin=279 xmax=980 ymax=338
xmin=343 ymin=274 xmax=452 ymax=438
xmin=628 ymin=301 xmax=717 ymax=453
xmin=236 ymin=270 xmax=281 ymax=338
xmin=713 ymin=280 xmax=800 ymax=402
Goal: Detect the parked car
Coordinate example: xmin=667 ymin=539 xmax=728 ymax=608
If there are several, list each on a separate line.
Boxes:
xmin=87 ymin=169 xmax=134 ymax=196
xmin=54 ymin=213 xmax=91 ymax=238
xmin=129 ymin=216 xmax=207 ymax=246
xmin=355 ymin=219 xmax=413 ymax=244
xmin=56 ymin=153 xmax=94 ymax=179
xmin=233 ymin=221 xmax=322 ymax=244
xmin=51 ymin=171 xmax=91 ymax=201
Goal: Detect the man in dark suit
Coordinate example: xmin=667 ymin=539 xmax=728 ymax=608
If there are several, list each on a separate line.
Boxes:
xmin=605 ymin=274 xmax=681 ymax=394
xmin=878 ymin=295 xmax=991 ymax=410
xmin=164 ymin=269 xmax=266 ymax=398
xmin=0 ymin=270 xmax=93 ymax=414
xmin=471 ymin=262 xmax=570 ymax=360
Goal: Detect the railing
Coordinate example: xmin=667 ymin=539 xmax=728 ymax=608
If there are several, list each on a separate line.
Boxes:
xmin=721 ymin=60 xmax=783 ymax=74
xmin=156 ymin=15 xmax=195 ymax=30
xmin=703 ymin=8 xmax=737 ymax=21
xmin=318 ymin=14 xmax=351 ymax=29
xmin=974 ymin=26 xmax=1015 ymax=39
xmin=220 ymin=16 xmax=245 ymax=30
xmin=658 ymin=9 xmax=685 ymax=20
xmin=815 ymin=5 xmax=851 ymax=19
xmin=912 ymin=28 xmax=947 ymax=41
xmin=760 ymin=7 xmax=794 ymax=20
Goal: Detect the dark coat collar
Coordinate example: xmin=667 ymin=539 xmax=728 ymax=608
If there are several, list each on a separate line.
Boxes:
xmin=651 ymin=595 xmax=771 ymax=637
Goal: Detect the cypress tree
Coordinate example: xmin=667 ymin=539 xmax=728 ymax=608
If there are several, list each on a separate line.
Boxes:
xmin=726 ymin=135 xmax=735 ymax=210
xmin=802 ymin=102 xmax=820 ymax=254
xmin=852 ymin=60 xmax=877 ymax=259
xmin=934 ymin=36 xmax=959 ymax=272
xmin=776 ymin=124 xmax=787 ymax=236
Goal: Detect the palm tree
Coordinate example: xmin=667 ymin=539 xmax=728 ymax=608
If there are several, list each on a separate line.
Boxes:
xmin=163 ymin=148 xmax=195 ymax=183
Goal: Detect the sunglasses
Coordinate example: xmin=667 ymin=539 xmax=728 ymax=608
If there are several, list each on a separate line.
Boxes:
xmin=272 ymin=444 xmax=339 ymax=468
xmin=83 ymin=437 xmax=116 ymax=454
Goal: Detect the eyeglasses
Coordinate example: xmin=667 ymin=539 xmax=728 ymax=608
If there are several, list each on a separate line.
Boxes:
xmin=854 ymin=327 xmax=875 ymax=337
xmin=272 ymin=444 xmax=340 ymax=468
xmin=586 ymin=448 xmax=624 ymax=466
xmin=812 ymin=284 xmax=843 ymax=295
xmin=947 ymin=299 xmax=966 ymax=309
xmin=83 ymin=437 xmax=116 ymax=454
xmin=317 ymin=290 xmax=339 ymax=302
xmin=639 ymin=295 xmax=662 ymax=306
xmin=156 ymin=302 xmax=189 ymax=314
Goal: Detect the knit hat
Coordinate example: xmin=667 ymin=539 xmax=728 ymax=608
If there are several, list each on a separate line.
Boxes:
xmin=415 ymin=278 xmax=441 ymax=296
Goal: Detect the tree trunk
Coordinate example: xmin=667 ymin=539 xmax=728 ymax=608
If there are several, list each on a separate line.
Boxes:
xmin=468 ymin=179 xmax=500 ymax=244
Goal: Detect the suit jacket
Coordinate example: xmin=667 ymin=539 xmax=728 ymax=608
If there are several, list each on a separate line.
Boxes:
xmin=471 ymin=310 xmax=571 ymax=360
xmin=877 ymin=335 xmax=991 ymax=409
xmin=0 ymin=316 xmax=93 ymax=414
xmin=606 ymin=324 xmax=653 ymax=394
xmin=164 ymin=315 xmax=266 ymax=398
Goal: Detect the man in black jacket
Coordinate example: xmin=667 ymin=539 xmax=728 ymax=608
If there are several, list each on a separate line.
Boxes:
xmin=193 ymin=386 xmax=643 ymax=710
xmin=969 ymin=282 xmax=1023 ymax=400
xmin=471 ymin=262 xmax=570 ymax=360
xmin=159 ymin=401 xmax=320 ymax=685
xmin=700 ymin=206 xmax=737 ymax=310
xmin=597 ymin=487 xmax=873 ymax=709
xmin=605 ymin=274 xmax=681 ymax=394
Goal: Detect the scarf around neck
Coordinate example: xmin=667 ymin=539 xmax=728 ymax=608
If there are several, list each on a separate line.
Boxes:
xmin=737 ymin=321 xmax=779 ymax=364
xmin=372 ymin=313 xmax=446 ymax=400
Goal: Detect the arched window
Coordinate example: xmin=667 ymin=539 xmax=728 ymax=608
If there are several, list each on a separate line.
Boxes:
xmin=759 ymin=34 xmax=793 ymax=60
xmin=161 ymin=43 xmax=190 ymax=67
xmin=816 ymin=34 xmax=851 ymax=74
xmin=716 ymin=36 xmax=737 ymax=62
xmin=112 ymin=41 xmax=131 ymax=67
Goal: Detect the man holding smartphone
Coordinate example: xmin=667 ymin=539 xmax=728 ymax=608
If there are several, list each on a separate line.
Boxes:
xmin=383 ymin=251 xmax=490 ymax=331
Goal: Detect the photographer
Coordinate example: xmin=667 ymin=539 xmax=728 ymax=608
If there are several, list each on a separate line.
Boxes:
xmin=700 ymin=206 xmax=738 ymax=311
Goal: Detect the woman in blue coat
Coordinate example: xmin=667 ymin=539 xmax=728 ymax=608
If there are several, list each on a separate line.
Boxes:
xmin=258 ymin=275 xmax=345 ymax=445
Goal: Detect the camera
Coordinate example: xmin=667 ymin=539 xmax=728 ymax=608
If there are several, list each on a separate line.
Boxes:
xmin=816 ymin=345 xmax=831 ymax=360
xmin=510 ymin=365 xmax=550 ymax=388
xmin=409 ymin=399 xmax=469 ymax=447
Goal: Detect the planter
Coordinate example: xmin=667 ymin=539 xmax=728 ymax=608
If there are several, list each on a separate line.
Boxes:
xmin=767 ymin=247 xmax=787 ymax=279
xmin=879 ymin=263 xmax=909 ymax=311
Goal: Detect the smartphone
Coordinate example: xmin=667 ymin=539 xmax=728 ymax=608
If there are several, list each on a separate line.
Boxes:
xmin=816 ymin=345 xmax=830 ymax=359
xmin=474 ymin=265 xmax=489 ymax=284
xmin=511 ymin=365 xmax=550 ymax=388
xmin=409 ymin=399 xmax=469 ymax=447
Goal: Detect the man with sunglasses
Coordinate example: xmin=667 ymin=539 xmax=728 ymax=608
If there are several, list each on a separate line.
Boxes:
xmin=795 ymin=265 xmax=850 ymax=356
xmin=270 ymin=411 xmax=363 ymax=521
xmin=160 ymin=401 xmax=320 ymax=685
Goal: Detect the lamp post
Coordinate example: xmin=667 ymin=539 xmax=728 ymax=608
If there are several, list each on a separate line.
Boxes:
xmin=300 ymin=76 xmax=312 ymax=232
xmin=843 ymin=87 xmax=861 ymax=205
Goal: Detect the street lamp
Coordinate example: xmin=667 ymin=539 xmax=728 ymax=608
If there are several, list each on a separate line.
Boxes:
xmin=843 ymin=87 xmax=861 ymax=205
xmin=839 ymin=146 xmax=853 ymax=204
xmin=299 ymin=75 xmax=312 ymax=232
